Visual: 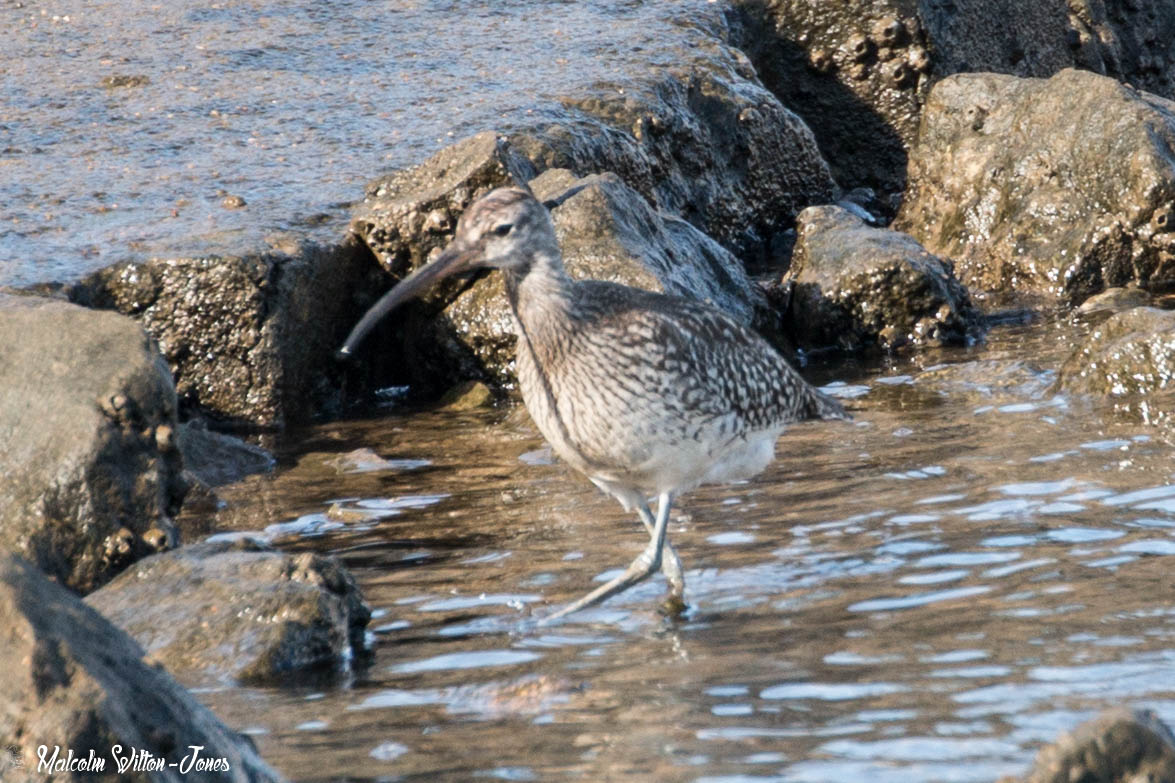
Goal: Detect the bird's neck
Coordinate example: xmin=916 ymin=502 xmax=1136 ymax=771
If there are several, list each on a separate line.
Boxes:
xmin=503 ymin=250 xmax=577 ymax=339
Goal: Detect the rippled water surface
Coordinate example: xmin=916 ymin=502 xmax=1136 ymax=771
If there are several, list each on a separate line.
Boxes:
xmin=189 ymin=317 xmax=1175 ymax=782
xmin=1 ymin=0 xmax=712 ymax=285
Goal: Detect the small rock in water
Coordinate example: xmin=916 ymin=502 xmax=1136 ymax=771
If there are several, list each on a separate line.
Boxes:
xmin=1076 ymin=286 xmax=1152 ymax=316
xmin=328 ymin=447 xmax=430 ymax=473
xmin=440 ymin=380 xmax=494 ymax=410
xmin=1005 ymin=707 xmax=1175 ymax=783
xmin=85 ymin=538 xmax=371 ymax=686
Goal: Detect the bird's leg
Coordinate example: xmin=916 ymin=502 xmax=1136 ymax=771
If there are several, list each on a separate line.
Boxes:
xmin=540 ymin=492 xmax=675 ymax=625
xmin=637 ymin=501 xmax=685 ymax=604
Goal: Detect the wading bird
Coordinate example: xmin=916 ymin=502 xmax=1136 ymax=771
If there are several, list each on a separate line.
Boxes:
xmin=339 ymin=186 xmax=847 ymax=623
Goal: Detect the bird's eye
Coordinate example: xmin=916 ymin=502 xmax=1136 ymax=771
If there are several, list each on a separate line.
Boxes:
xmin=492 ymin=223 xmax=513 ymax=237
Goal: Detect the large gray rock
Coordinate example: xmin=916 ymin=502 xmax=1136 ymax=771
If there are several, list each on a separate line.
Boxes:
xmin=1055 ymin=306 xmax=1175 ymax=427
xmin=730 ymin=0 xmax=1072 ymax=197
xmin=0 ymin=294 xmax=182 ymax=593
xmin=0 ymin=555 xmax=286 ymax=782
xmin=783 ymin=205 xmax=981 ymax=352
xmin=898 ymin=69 xmax=1175 ymax=307
xmin=730 ymin=0 xmax=1175 ymax=198
xmin=65 ymin=238 xmax=376 ymax=428
xmin=85 ymin=539 xmax=371 ymax=687
xmin=508 ymin=17 xmax=837 ymax=265
xmin=1008 ymin=708 xmax=1175 ymax=783
xmin=348 ymin=165 xmax=778 ymax=392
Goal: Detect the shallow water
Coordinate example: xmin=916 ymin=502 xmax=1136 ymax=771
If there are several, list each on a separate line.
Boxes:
xmin=0 ymin=0 xmax=712 ymax=285
xmin=189 ymin=316 xmax=1175 ymax=782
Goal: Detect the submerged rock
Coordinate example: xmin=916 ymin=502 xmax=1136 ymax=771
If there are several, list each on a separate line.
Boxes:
xmin=1076 ymin=285 xmax=1154 ymax=316
xmin=898 ymin=69 xmax=1175 ymax=307
xmin=66 ymin=238 xmax=376 ymax=428
xmin=0 ymin=554 xmax=286 ymax=782
xmin=1055 ymin=306 xmax=1175 ymax=428
xmin=1009 ymin=707 xmax=1175 ymax=783
xmin=0 ymin=293 xmax=182 ymax=593
xmin=85 ymin=538 xmax=371 ymax=686
xmin=439 ymin=380 xmax=495 ymax=411
xmin=784 ymin=205 xmax=981 ymax=352
xmin=177 ymin=422 xmax=275 ymax=488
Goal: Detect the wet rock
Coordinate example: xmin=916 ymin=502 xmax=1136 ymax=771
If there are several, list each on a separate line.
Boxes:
xmin=440 ymin=380 xmax=495 ymax=411
xmin=508 ymin=18 xmax=837 ymax=263
xmin=917 ymin=358 xmax=1053 ymax=394
xmin=177 ymin=422 xmax=275 ymax=488
xmin=534 ymin=170 xmax=769 ymax=328
xmin=353 ymin=131 xmax=537 ymax=277
xmin=66 ymin=238 xmax=376 ymax=428
xmin=351 ymin=165 xmax=773 ymax=392
xmin=1055 ymin=306 xmax=1175 ymax=427
xmin=100 ymin=73 xmax=149 ymax=89
xmin=731 ymin=1 xmax=1175 ymax=200
xmin=1077 ymin=285 xmax=1154 ymax=316
xmin=898 ymin=69 xmax=1175 ymax=307
xmin=730 ymin=0 xmax=1071 ymax=197
xmin=783 ymin=205 xmax=981 ymax=352
xmin=1009 ymin=707 xmax=1175 ymax=783
xmin=0 ymin=554 xmax=286 ymax=782
xmin=1068 ymin=1 xmax=1175 ymax=103
xmin=0 ymin=293 xmax=182 ymax=593
xmin=85 ymin=538 xmax=371 ymax=686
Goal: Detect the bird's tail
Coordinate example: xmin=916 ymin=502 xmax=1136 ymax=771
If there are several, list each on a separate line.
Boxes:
xmin=806 ymin=387 xmax=852 ymax=422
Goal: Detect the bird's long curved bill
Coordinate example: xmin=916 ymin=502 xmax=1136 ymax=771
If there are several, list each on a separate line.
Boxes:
xmin=337 ymin=243 xmax=479 ymax=359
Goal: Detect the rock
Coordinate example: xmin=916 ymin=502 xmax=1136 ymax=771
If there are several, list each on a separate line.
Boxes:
xmin=353 ymin=131 xmax=537 ymax=276
xmin=350 ymin=165 xmax=775 ymax=392
xmin=533 ymin=170 xmax=769 ymax=329
xmin=1068 ymin=1 xmax=1175 ymax=103
xmin=783 ymin=205 xmax=981 ymax=352
xmin=898 ymin=69 xmax=1175 ymax=307
xmin=65 ymin=238 xmax=378 ymax=428
xmin=1077 ymin=285 xmax=1154 ymax=316
xmin=729 ymin=0 xmax=1073 ymax=197
xmin=172 ymin=423 xmax=275 ymax=537
xmin=1055 ymin=306 xmax=1175 ymax=427
xmin=439 ymin=380 xmax=495 ymax=411
xmin=85 ymin=539 xmax=371 ymax=686
xmin=0 ymin=554 xmax=286 ymax=782
xmin=730 ymin=1 xmax=1175 ymax=199
xmin=177 ymin=422 xmax=275 ymax=488
xmin=508 ymin=15 xmax=837 ymax=264
xmin=1009 ymin=707 xmax=1175 ymax=783
xmin=0 ymin=293 xmax=183 ymax=593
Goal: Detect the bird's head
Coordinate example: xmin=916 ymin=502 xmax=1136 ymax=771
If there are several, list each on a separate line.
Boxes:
xmin=337 ymin=185 xmax=573 ymax=359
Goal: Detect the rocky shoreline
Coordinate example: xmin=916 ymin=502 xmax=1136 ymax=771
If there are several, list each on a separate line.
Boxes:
xmin=4 ymin=0 xmax=1175 ymax=779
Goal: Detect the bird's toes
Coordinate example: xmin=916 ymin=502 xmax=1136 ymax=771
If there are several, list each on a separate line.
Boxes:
xmin=658 ymin=592 xmax=688 ymax=620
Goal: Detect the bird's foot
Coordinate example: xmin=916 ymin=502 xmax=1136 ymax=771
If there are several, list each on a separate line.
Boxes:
xmin=658 ymin=591 xmax=688 ymax=620
xmin=538 ymin=544 xmax=662 ymax=626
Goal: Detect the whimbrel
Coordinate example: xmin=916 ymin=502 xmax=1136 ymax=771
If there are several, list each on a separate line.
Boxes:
xmin=339 ymin=186 xmax=848 ymax=623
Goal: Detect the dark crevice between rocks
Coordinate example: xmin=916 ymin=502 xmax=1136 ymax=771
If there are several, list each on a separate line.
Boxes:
xmin=726 ymin=0 xmax=915 ymax=217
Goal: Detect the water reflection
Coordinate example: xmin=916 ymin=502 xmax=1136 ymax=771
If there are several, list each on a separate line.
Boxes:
xmin=191 ymin=321 xmax=1175 ymax=782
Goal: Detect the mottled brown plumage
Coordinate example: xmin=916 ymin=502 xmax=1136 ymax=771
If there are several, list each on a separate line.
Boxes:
xmin=340 ymin=186 xmax=847 ymax=622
